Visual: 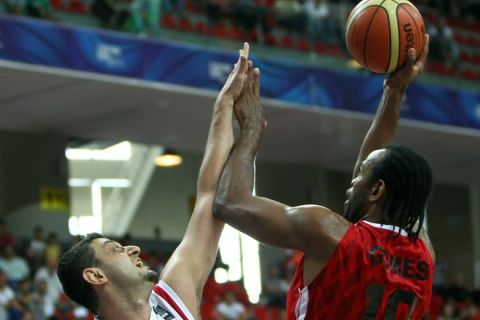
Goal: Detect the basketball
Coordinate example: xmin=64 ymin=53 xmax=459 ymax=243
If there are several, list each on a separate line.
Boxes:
xmin=346 ymin=0 xmax=425 ymax=74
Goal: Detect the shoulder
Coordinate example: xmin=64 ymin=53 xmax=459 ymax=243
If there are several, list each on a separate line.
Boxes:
xmin=288 ymin=206 xmax=351 ymax=239
xmin=288 ymin=205 xmax=351 ymax=258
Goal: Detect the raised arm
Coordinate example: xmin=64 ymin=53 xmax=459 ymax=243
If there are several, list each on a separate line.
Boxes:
xmin=352 ymin=34 xmax=430 ymax=178
xmin=160 ymin=44 xmax=250 ymax=317
xmin=214 ymin=65 xmax=349 ymax=260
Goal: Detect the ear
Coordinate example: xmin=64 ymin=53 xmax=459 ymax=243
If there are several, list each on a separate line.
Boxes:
xmin=83 ymin=268 xmax=108 ymax=286
xmin=369 ymin=180 xmax=385 ymax=202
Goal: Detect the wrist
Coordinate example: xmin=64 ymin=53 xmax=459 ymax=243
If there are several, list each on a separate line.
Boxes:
xmin=383 ymin=85 xmax=406 ymax=98
xmin=239 ymin=120 xmax=257 ymax=135
xmin=215 ymin=94 xmax=234 ymax=107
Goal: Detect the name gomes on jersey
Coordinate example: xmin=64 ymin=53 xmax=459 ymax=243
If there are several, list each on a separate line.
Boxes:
xmin=368 ymin=244 xmax=429 ymax=281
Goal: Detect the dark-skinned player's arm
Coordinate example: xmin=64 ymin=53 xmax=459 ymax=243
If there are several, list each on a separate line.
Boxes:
xmin=214 ymin=65 xmax=350 ymax=263
xmin=160 ymin=43 xmax=250 ymax=318
xmin=352 ymin=34 xmax=435 ymax=261
xmin=352 ymin=34 xmax=430 ymax=179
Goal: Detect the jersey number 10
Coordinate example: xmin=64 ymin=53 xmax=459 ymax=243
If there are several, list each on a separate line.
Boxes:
xmin=364 ymin=283 xmax=417 ymax=319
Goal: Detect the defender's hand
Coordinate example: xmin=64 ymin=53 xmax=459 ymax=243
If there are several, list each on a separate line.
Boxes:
xmin=219 ymin=42 xmax=250 ymax=102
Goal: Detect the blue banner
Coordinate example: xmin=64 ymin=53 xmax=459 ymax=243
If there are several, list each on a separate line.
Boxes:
xmin=0 ymin=14 xmax=479 ymax=130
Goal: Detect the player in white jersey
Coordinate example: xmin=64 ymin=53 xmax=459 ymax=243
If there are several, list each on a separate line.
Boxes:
xmin=57 ymin=43 xmax=252 ymax=320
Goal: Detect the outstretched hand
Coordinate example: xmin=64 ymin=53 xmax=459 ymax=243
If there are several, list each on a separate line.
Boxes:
xmin=234 ymin=62 xmax=266 ymax=131
xmin=219 ymin=42 xmax=250 ymax=102
xmin=385 ymin=34 xmax=430 ymax=93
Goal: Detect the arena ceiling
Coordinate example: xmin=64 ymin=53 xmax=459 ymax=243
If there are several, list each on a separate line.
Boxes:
xmin=0 ymin=60 xmax=479 ymax=185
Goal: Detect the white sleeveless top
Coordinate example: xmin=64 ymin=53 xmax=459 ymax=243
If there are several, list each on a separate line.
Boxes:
xmin=149 ymin=281 xmax=195 ymax=320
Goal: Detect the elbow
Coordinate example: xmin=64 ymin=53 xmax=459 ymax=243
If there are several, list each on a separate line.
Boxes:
xmin=213 ymin=194 xmax=230 ymax=220
xmin=213 ymin=192 xmax=239 ymax=221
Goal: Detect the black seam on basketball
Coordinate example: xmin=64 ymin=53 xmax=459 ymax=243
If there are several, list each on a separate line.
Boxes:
xmin=401 ymin=4 xmax=422 ymax=52
xmin=347 ymin=2 xmax=372 ymax=35
xmin=390 ymin=5 xmax=402 ymax=73
xmin=383 ymin=6 xmax=394 ymax=73
xmin=347 ymin=5 xmax=374 ymax=54
xmin=363 ymin=1 xmax=387 ymax=70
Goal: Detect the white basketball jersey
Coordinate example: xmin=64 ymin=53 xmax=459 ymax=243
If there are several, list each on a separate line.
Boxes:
xmin=149 ymin=281 xmax=195 ymax=320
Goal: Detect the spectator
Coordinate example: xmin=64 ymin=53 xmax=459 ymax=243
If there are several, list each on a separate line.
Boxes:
xmin=428 ymin=16 xmax=459 ymax=68
xmin=45 ymin=232 xmax=61 ymax=262
xmin=203 ymin=272 xmax=224 ymax=305
xmin=216 ymin=289 xmax=248 ymax=320
xmin=163 ymin=0 xmax=184 ymax=15
xmin=54 ymin=293 xmax=78 ymax=320
xmin=445 ymin=272 xmax=469 ymax=304
xmin=263 ymin=264 xmax=289 ymax=309
xmin=0 ymin=220 xmax=15 ymax=251
xmin=130 ymin=0 xmax=161 ymax=34
xmin=0 ymin=244 xmax=30 ymax=288
xmin=1 ymin=0 xmax=25 ymax=14
xmin=27 ymin=226 xmax=46 ymax=272
xmin=304 ymin=0 xmax=339 ymax=45
xmin=34 ymin=257 xmax=63 ymax=303
xmin=471 ymin=290 xmax=480 ymax=320
xmin=460 ymin=293 xmax=480 ymax=320
xmin=91 ymin=0 xmax=129 ymax=29
xmin=0 ymin=270 xmax=20 ymax=320
xmin=16 ymin=277 xmax=38 ymax=320
xmin=438 ymin=298 xmax=460 ymax=320
xmin=32 ymin=279 xmax=55 ymax=319
xmin=232 ymin=0 xmax=258 ymax=32
xmin=25 ymin=0 xmax=55 ymax=19
xmin=205 ymin=0 xmax=233 ymax=26
xmin=273 ymin=0 xmax=307 ymax=33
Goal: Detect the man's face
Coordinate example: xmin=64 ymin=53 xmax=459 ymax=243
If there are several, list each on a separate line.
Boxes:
xmin=91 ymin=238 xmax=159 ymax=287
xmin=344 ymin=149 xmax=385 ymax=222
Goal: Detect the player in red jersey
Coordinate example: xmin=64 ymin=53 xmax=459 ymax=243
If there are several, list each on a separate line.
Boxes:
xmin=56 ymin=44 xmax=252 ymax=320
xmin=214 ymin=35 xmax=435 ymax=320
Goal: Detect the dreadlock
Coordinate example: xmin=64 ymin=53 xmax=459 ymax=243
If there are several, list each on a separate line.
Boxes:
xmin=368 ymin=145 xmax=433 ymax=237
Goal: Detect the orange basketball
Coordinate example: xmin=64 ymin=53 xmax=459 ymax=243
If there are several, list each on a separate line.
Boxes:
xmin=346 ymin=0 xmax=425 ymax=74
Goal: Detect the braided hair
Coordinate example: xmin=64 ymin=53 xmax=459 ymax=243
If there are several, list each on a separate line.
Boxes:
xmin=368 ymin=145 xmax=433 ymax=237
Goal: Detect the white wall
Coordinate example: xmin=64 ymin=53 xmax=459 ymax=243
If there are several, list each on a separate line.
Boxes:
xmin=127 ymin=153 xmax=199 ymax=240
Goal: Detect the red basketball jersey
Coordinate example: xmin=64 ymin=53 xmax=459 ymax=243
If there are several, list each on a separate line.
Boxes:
xmin=286 ymin=221 xmax=434 ymax=320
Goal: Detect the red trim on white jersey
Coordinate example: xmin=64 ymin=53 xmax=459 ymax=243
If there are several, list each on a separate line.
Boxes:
xmin=152 ymin=281 xmax=194 ymax=320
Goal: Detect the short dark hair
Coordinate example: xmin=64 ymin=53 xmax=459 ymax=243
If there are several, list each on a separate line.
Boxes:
xmin=369 ymin=145 xmax=433 ymax=237
xmin=57 ymin=233 xmax=103 ymax=313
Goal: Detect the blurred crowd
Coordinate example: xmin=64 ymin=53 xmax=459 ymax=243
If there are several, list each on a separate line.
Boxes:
xmin=0 ymin=0 xmax=478 ymax=45
xmin=0 ymin=222 xmax=92 ymax=320
xmin=1 ymin=0 xmax=480 ymax=81
xmin=430 ymin=267 xmax=480 ymax=320
xmin=1 ymin=218 xmax=480 ymax=320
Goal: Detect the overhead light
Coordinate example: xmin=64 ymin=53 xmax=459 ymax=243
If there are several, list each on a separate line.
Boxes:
xmin=65 ymin=141 xmax=132 ymax=161
xmin=154 ymin=149 xmax=183 ymax=167
xmin=68 ymin=178 xmax=131 ymax=188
